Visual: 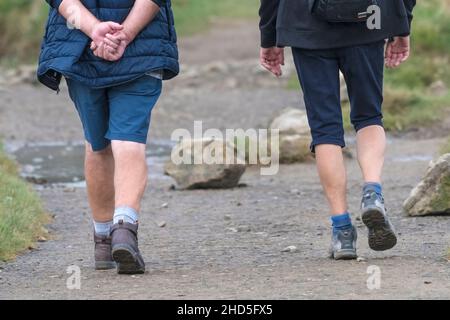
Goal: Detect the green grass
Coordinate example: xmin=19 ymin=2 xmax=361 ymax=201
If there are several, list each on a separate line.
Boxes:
xmin=172 ymin=0 xmax=259 ymax=36
xmin=0 ymin=144 xmax=49 ymax=261
xmin=442 ymin=138 xmax=450 ymax=154
xmin=288 ymin=0 xmax=450 ymax=132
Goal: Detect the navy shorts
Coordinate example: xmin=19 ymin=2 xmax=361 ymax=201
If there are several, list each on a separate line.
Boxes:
xmin=292 ymin=40 xmax=385 ymax=152
xmin=66 ymin=75 xmax=162 ymax=152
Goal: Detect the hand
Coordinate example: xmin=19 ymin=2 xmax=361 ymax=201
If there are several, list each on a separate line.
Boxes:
xmin=260 ymin=47 xmax=285 ymax=77
xmin=91 ymin=30 xmax=130 ymax=62
xmin=90 ymin=21 xmax=123 ymax=49
xmin=385 ymin=36 xmax=410 ymax=68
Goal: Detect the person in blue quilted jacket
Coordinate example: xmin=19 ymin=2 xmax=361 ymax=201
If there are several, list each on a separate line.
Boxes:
xmin=38 ymin=0 xmax=179 ymax=274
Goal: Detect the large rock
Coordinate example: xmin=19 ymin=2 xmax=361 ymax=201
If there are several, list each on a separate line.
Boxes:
xmin=269 ymin=107 xmax=310 ymax=136
xmin=269 ymin=108 xmax=312 ymax=163
xmin=164 ymin=138 xmax=246 ymax=189
xmin=278 ymin=134 xmax=313 ymax=163
xmin=403 ymin=154 xmax=450 ymax=216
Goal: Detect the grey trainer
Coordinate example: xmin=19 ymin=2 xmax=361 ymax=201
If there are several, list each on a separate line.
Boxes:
xmin=329 ymin=226 xmax=358 ymax=260
xmin=111 ymin=220 xmax=145 ymax=274
xmin=361 ymin=190 xmax=397 ymax=251
xmin=94 ymin=233 xmax=116 ymax=270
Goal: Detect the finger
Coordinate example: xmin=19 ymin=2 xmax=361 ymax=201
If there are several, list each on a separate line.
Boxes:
xmin=106 ymin=32 xmax=127 ymax=42
xmin=106 ymin=22 xmax=123 ymax=31
xmin=261 ymin=61 xmax=278 ymax=76
xmin=105 ymin=45 xmax=117 ymax=54
xmin=90 ymin=41 xmax=97 ymax=51
xmin=103 ymin=38 xmax=120 ymax=50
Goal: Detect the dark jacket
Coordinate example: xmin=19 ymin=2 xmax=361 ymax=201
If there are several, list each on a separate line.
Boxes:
xmin=38 ymin=0 xmax=179 ymax=90
xmin=259 ymin=0 xmax=416 ymax=49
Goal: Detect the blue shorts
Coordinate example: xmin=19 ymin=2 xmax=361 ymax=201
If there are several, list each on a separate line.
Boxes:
xmin=292 ymin=40 xmax=385 ymax=152
xmin=66 ymin=75 xmax=162 ymax=151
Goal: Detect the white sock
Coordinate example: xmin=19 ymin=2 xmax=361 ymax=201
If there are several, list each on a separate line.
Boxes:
xmin=113 ymin=206 xmax=139 ymax=225
xmin=93 ymin=220 xmax=113 ymax=236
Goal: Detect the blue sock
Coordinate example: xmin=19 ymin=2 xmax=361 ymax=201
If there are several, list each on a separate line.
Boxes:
xmin=364 ymin=182 xmax=383 ymax=197
xmin=93 ymin=220 xmax=113 ymax=236
xmin=113 ymin=206 xmax=139 ymax=225
xmin=331 ymin=212 xmax=352 ymax=233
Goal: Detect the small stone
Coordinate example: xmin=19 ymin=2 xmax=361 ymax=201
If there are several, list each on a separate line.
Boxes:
xmin=236 ymin=202 xmax=242 ymax=207
xmin=237 ymin=225 xmax=251 ymax=232
xmin=290 ymin=189 xmax=300 ymax=195
xmin=424 ymin=281 xmax=432 ymax=285
xmin=357 ymin=257 xmax=366 ymax=262
xmin=281 ymin=245 xmax=298 ymax=253
xmin=161 ymin=202 xmax=169 ymax=209
xmin=37 ymin=236 xmax=47 ymax=243
xmin=224 ymin=215 xmax=232 ymax=221
xmin=158 ymin=221 xmax=167 ymax=228
xmin=226 ymin=227 xmax=238 ymax=233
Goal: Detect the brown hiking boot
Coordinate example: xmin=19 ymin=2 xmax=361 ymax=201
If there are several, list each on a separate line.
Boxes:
xmin=94 ymin=233 xmax=116 ymax=270
xmin=111 ymin=220 xmax=145 ymax=274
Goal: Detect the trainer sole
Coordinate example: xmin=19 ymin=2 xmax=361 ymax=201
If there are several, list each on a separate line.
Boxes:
xmin=362 ymin=207 xmax=397 ymax=251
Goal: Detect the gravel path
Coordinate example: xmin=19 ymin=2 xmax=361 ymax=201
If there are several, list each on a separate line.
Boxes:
xmin=0 ymin=21 xmax=449 ymax=300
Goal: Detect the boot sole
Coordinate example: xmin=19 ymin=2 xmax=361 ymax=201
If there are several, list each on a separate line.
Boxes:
xmin=95 ymin=261 xmax=116 ymax=270
xmin=112 ymin=244 xmax=145 ymax=274
xmin=362 ymin=207 xmax=397 ymax=251
xmin=332 ymin=249 xmax=358 ymax=260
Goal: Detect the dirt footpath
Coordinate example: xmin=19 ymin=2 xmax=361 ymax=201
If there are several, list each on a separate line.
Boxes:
xmin=0 ymin=21 xmax=449 ymax=300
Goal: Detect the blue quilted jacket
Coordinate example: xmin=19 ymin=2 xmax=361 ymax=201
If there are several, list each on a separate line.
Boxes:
xmin=38 ymin=0 xmax=179 ymax=90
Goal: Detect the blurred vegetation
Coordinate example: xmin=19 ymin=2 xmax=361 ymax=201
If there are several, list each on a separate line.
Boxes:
xmin=0 ymin=145 xmax=49 ymax=261
xmin=0 ymin=0 xmax=259 ymax=65
xmin=288 ymin=0 xmax=450 ymax=132
xmin=442 ymin=138 xmax=450 ymax=154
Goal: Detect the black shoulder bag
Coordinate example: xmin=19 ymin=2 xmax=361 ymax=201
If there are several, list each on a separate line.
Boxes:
xmin=308 ymin=0 xmax=379 ymax=23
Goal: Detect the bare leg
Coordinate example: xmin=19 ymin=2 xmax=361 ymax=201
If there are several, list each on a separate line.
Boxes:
xmin=315 ymin=144 xmax=348 ymax=215
xmin=111 ymin=140 xmax=148 ymax=212
xmin=356 ymin=125 xmax=386 ymax=184
xmin=84 ymin=142 xmax=115 ymax=222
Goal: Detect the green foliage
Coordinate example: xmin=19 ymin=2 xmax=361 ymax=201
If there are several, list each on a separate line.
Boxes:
xmin=0 ymin=144 xmax=48 ymax=261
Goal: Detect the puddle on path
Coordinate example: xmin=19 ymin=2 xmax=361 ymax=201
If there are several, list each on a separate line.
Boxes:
xmin=7 ymin=141 xmax=174 ymax=186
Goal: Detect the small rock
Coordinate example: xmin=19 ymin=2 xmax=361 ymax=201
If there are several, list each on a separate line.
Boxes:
xmin=237 ymin=225 xmax=251 ymax=232
xmin=428 ymin=80 xmax=448 ymax=97
xmin=236 ymin=202 xmax=242 ymax=207
xmin=224 ymin=214 xmax=232 ymax=221
xmin=357 ymin=257 xmax=366 ymax=262
xmin=226 ymin=227 xmax=238 ymax=233
xmin=158 ymin=221 xmax=167 ymax=228
xmin=37 ymin=236 xmax=47 ymax=243
xmin=281 ymin=245 xmax=298 ymax=253
xmin=424 ymin=281 xmax=432 ymax=285
xmin=161 ymin=202 xmax=169 ymax=209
